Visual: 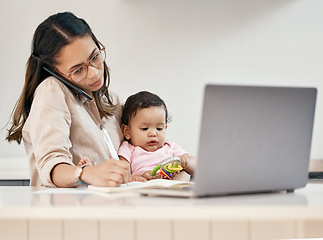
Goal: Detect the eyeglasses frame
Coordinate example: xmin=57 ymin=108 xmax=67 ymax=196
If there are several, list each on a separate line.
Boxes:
xmin=55 ymin=40 xmax=106 ymax=83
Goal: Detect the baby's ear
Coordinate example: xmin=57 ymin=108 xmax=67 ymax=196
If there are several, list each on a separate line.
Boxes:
xmin=122 ymin=124 xmax=131 ymax=140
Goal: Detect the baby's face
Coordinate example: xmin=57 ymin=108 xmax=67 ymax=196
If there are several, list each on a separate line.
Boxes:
xmin=124 ymin=106 xmax=167 ymax=152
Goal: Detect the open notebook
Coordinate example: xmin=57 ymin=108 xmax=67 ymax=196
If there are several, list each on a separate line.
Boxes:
xmin=133 ymin=84 xmax=317 ymax=197
xmin=88 ymin=179 xmax=193 ymax=193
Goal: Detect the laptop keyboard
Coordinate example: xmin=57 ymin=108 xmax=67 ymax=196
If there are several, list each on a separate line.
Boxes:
xmin=308 ymin=172 xmax=323 ymax=179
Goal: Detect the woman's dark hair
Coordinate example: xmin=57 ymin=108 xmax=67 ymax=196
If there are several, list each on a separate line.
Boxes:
xmin=121 ymin=91 xmax=171 ymax=126
xmin=6 ymin=12 xmax=117 ymax=144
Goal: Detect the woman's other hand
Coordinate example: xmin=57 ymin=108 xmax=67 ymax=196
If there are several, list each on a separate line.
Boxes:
xmin=82 ymin=158 xmax=130 ymax=187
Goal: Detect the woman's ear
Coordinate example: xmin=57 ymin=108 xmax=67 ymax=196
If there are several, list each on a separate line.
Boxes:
xmin=122 ymin=124 xmax=131 ymax=140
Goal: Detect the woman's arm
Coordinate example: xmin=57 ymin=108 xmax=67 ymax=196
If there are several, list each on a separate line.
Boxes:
xmin=51 ymin=158 xmax=130 ymax=187
xmin=50 ymin=163 xmax=80 ymax=187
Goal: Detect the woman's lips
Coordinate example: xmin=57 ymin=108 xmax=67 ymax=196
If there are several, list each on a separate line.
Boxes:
xmin=91 ymin=77 xmax=102 ymax=87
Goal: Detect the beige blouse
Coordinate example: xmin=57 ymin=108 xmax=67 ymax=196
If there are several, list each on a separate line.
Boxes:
xmin=22 ymin=77 xmax=124 ymax=187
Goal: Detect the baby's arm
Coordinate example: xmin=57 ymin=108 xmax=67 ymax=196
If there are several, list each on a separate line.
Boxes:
xmin=119 ymin=156 xmax=148 ymax=182
xmin=119 ymin=156 xmax=131 ymax=175
xmin=179 ymin=153 xmax=196 ymax=175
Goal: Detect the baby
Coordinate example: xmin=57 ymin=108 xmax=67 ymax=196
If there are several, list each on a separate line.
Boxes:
xmin=118 ymin=91 xmax=195 ymax=181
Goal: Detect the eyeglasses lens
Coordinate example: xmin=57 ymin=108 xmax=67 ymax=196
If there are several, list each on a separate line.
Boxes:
xmin=71 ymin=49 xmax=106 ymax=82
xmin=91 ymin=50 xmax=106 ymax=67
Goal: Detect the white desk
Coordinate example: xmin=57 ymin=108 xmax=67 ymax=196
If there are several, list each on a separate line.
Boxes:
xmin=0 ymin=182 xmax=323 ymax=240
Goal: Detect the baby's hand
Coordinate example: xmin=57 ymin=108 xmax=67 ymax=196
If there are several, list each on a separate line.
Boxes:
xmin=179 ymin=155 xmax=189 ymax=170
xmin=141 ymin=170 xmax=162 ymax=180
xmin=129 ymin=175 xmax=147 ymax=182
xmin=179 ymin=154 xmax=195 ymax=175
xmin=78 ymin=156 xmax=92 ymax=166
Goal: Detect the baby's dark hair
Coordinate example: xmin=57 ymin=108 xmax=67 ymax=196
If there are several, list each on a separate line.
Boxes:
xmin=121 ymin=91 xmax=171 ymax=126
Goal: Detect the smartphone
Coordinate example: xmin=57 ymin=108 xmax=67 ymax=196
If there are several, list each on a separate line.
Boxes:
xmin=43 ymin=66 xmax=92 ymax=101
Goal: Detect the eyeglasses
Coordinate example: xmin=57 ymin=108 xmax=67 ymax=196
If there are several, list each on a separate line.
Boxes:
xmin=57 ymin=44 xmax=106 ymax=83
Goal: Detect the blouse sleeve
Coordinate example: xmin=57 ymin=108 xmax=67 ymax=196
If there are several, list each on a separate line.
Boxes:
xmin=26 ymin=78 xmax=73 ymax=187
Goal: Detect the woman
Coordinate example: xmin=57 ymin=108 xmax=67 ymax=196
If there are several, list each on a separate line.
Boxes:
xmin=6 ymin=12 xmax=129 ymax=187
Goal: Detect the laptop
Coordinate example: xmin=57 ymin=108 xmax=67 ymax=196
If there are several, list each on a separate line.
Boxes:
xmin=136 ymin=84 xmax=317 ymax=197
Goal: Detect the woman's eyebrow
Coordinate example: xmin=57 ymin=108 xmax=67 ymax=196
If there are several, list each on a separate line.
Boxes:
xmin=88 ymin=48 xmax=98 ymax=59
xmin=67 ymin=48 xmax=97 ymax=72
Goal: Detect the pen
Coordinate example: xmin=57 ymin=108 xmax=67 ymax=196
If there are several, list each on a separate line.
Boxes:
xmin=102 ymin=128 xmax=128 ymax=185
xmin=102 ymin=128 xmax=119 ymax=160
xmin=43 ymin=67 xmax=93 ymax=101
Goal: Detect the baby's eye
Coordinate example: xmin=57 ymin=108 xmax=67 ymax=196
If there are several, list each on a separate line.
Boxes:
xmin=141 ymin=128 xmax=148 ymax=131
xmin=157 ymin=127 xmax=164 ymax=131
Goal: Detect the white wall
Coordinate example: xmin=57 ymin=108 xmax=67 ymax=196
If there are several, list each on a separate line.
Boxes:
xmin=1 ymin=0 xmax=322 ymax=164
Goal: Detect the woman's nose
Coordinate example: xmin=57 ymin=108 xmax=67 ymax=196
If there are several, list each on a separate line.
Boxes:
xmin=87 ymin=65 xmax=99 ymax=78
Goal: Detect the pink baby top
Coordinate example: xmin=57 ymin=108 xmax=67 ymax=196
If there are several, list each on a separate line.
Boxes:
xmin=118 ymin=140 xmax=187 ymax=175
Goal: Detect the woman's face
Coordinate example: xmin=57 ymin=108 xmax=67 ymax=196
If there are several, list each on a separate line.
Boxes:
xmin=55 ymin=35 xmax=104 ymax=95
